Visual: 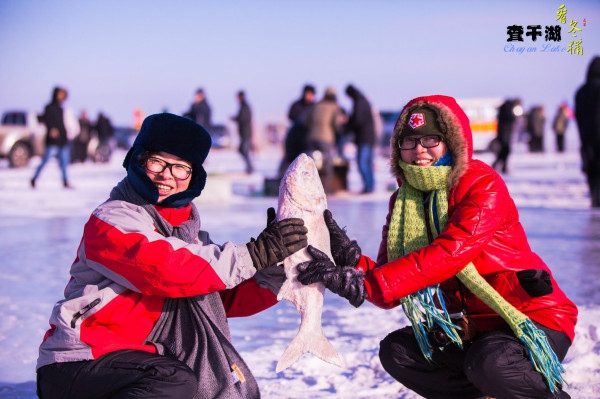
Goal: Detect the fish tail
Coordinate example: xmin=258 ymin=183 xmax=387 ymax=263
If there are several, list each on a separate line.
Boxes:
xmin=276 ymin=331 xmax=343 ymax=372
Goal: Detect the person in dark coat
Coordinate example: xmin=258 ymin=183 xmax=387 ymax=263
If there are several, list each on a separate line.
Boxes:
xmin=491 ymin=98 xmax=522 ymax=174
xmin=574 ymin=55 xmax=600 ymax=208
xmin=278 ymin=84 xmax=316 ymax=176
xmin=72 ymin=110 xmax=93 ymax=163
xmin=552 ymin=103 xmax=571 ymax=153
xmin=345 ymin=84 xmax=376 ymax=193
xmin=232 ymin=90 xmax=254 ymax=174
xmin=96 ymin=112 xmax=115 ymax=144
xmin=31 ymin=86 xmax=72 ymax=188
xmin=186 ymin=88 xmax=212 ymax=130
xmin=526 ymin=105 xmax=546 ymax=153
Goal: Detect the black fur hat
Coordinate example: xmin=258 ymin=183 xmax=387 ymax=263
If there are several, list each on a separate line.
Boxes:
xmin=123 ymin=113 xmax=212 ymax=208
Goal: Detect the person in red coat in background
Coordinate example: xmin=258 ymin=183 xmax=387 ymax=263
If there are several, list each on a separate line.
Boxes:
xmin=36 ymin=113 xmax=308 ymax=399
xmin=297 ymin=95 xmax=577 ymax=399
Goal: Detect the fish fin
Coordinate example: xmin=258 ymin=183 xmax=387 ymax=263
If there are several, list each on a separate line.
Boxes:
xmin=276 ymin=330 xmax=344 ymax=372
xmin=277 ymin=280 xmax=295 ymax=302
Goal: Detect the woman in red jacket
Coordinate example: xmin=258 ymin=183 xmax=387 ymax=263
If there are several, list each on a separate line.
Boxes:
xmin=36 ymin=113 xmax=308 ymax=399
xmin=297 ymin=95 xmax=577 ymax=399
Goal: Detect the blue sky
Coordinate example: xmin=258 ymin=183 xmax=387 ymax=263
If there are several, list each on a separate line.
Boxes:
xmin=1 ymin=0 xmax=598 ymax=127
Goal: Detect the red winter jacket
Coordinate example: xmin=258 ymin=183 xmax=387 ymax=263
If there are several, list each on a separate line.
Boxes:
xmin=37 ymin=200 xmax=278 ymax=369
xmin=355 ymin=95 xmax=577 ymax=341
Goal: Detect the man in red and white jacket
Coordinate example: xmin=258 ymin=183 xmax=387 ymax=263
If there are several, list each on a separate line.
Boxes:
xmin=37 ymin=113 xmax=308 ymax=399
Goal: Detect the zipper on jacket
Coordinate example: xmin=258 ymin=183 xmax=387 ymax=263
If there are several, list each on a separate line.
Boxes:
xmin=71 ymin=298 xmax=101 ymax=328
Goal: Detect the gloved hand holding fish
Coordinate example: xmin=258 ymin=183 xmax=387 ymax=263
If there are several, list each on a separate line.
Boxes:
xmin=274 ymin=153 xmax=344 ymax=372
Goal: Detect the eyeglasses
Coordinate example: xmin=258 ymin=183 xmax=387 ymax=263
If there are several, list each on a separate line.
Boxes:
xmin=143 ymin=156 xmax=192 ymax=180
xmin=398 ymin=135 xmax=443 ymax=150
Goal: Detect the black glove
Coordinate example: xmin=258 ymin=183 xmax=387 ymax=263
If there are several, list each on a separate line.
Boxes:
xmin=247 ymin=207 xmax=308 ymax=271
xmin=516 ymin=269 xmax=553 ymax=297
xmin=324 ymin=209 xmax=361 ymax=268
xmin=297 ymin=245 xmax=365 ymax=308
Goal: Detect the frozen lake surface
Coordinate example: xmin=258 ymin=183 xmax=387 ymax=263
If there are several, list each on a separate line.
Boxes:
xmin=0 ymin=145 xmax=599 ymax=398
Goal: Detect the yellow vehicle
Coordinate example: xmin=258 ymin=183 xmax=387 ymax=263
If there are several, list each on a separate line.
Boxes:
xmin=456 ymin=97 xmax=504 ymax=153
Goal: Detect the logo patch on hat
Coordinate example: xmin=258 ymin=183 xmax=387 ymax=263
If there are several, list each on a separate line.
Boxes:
xmin=408 ymin=113 xmax=426 ymax=130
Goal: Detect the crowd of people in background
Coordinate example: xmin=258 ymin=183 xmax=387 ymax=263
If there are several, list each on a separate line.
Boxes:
xmin=276 ymin=83 xmax=377 ymax=194
xmin=485 ymin=53 xmax=600 ymax=211
xmin=178 ymin=79 xmax=589 ymax=200
xmin=181 ymin=83 xmax=377 ymax=194
xmin=27 ymin=54 xmax=599 ymax=208
xmin=29 ymin=86 xmax=117 ymax=189
xmin=491 ymin=98 xmax=575 ymax=174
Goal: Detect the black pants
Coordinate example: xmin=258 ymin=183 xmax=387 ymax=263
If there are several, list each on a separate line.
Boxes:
xmin=238 ymin=139 xmax=254 ymax=174
xmin=492 ymin=143 xmax=511 ymax=174
xmin=555 ymin=134 xmax=565 ymax=153
xmin=307 ymin=141 xmax=335 ymax=194
xmin=37 ymin=350 xmax=198 ymax=399
xmin=585 ymin=169 xmax=600 ymax=208
xmin=379 ymin=323 xmax=572 ymax=399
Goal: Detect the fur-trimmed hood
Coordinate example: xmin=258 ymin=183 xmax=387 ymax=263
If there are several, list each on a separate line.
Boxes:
xmin=390 ymin=95 xmax=473 ymax=190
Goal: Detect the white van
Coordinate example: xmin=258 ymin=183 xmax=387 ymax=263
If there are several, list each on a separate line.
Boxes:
xmin=456 ymin=98 xmax=504 ymax=153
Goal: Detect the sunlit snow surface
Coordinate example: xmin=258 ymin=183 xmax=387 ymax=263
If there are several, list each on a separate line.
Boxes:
xmin=1 ymin=144 xmax=598 ymax=398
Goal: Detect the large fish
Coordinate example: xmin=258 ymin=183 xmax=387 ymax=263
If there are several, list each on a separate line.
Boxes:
xmin=275 ymin=153 xmax=344 ymax=372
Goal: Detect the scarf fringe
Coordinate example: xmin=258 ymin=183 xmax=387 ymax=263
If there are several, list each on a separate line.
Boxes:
xmin=401 ymin=286 xmax=462 ymax=360
xmin=457 ymin=263 xmax=566 ymax=392
xmin=518 ymin=319 xmax=566 ymax=393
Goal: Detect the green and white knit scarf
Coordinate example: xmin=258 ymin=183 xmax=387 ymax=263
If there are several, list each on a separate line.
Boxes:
xmin=387 ymin=160 xmax=565 ymax=392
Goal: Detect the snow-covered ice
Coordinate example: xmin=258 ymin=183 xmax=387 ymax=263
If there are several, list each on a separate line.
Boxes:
xmin=0 ymin=140 xmax=599 ymax=398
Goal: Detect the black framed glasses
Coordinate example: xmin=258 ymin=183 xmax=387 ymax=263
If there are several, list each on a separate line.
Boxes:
xmin=143 ymin=156 xmax=192 ymax=180
xmin=398 ymin=135 xmax=443 ymax=150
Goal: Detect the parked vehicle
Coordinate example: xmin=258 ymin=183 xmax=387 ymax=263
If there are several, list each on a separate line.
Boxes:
xmin=209 ymin=123 xmax=232 ymax=148
xmin=0 ymin=110 xmax=45 ymax=167
xmin=114 ymin=126 xmax=139 ymax=150
xmin=456 ymin=97 xmax=503 ymax=153
xmin=379 ymin=110 xmax=400 ymax=157
xmin=72 ymin=125 xmax=136 ymax=164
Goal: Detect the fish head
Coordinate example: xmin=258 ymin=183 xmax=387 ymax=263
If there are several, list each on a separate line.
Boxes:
xmin=278 ymin=153 xmax=327 ymax=212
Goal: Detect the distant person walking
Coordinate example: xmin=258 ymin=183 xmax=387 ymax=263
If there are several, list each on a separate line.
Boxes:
xmin=232 ymin=90 xmax=254 ymax=174
xmin=278 ymin=84 xmax=316 ymax=176
xmin=31 ymin=86 xmax=72 ymax=189
xmin=96 ymin=112 xmax=115 ymax=144
xmin=186 ymin=88 xmax=212 ymax=130
xmin=552 ymin=103 xmax=571 ymax=153
xmin=575 ymin=56 xmax=600 ymax=208
xmin=305 ymin=86 xmax=344 ymax=194
xmin=72 ymin=110 xmax=92 ymax=163
xmin=345 ymin=84 xmax=376 ymax=193
xmin=526 ymin=105 xmax=546 ymax=153
xmin=94 ymin=112 xmax=115 ymax=163
xmin=492 ymin=98 xmax=522 ymax=174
